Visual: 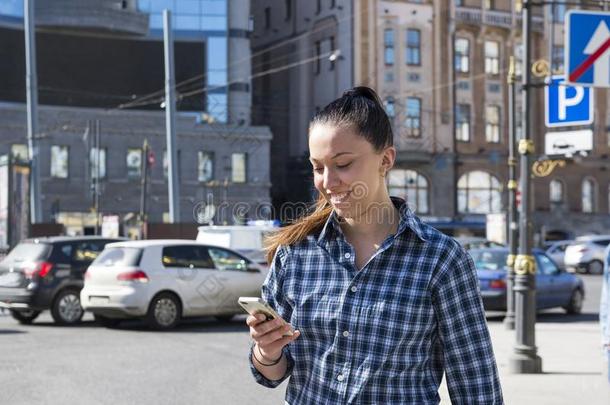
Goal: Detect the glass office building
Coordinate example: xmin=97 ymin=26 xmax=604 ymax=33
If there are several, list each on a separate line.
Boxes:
xmin=0 ymin=0 xmax=228 ymax=122
xmin=138 ymin=0 xmax=228 ymax=122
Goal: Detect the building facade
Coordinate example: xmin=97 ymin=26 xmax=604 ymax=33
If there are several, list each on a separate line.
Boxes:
xmin=253 ymin=0 xmax=610 ymax=240
xmin=0 ymin=0 xmax=271 ymax=236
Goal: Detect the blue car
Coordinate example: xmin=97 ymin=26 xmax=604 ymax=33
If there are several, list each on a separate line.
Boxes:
xmin=469 ymin=248 xmax=585 ymax=314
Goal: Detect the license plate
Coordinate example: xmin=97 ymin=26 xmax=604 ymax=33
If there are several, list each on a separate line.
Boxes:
xmin=89 ymin=296 xmax=109 ymax=305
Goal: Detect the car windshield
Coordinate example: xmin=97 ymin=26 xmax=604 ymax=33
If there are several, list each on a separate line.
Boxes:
xmin=469 ymin=250 xmax=508 ymax=272
xmin=1 ymin=243 xmax=51 ymax=264
xmin=92 ymin=247 xmax=142 ymax=267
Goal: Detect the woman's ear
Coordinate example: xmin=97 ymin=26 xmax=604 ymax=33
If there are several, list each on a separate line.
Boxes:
xmin=381 ymin=146 xmax=396 ymax=174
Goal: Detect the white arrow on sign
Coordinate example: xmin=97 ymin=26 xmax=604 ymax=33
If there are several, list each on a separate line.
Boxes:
xmin=584 ymin=20 xmax=610 ymax=86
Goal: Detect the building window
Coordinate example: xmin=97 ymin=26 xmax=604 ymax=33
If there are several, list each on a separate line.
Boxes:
xmin=454 ymin=38 xmax=470 ymax=73
xmin=198 ymin=152 xmax=214 ymax=182
xmin=50 ymin=146 xmax=69 ymax=179
xmin=315 ymin=41 xmax=321 ymax=74
xmin=405 ymin=97 xmax=422 ymax=138
xmin=608 ymin=184 xmax=610 ymax=214
xmin=11 ymin=144 xmax=28 ymax=162
xmin=515 ymin=42 xmax=524 ymax=77
xmin=127 ymin=148 xmax=142 ymax=179
xmin=316 ymin=0 xmax=321 ymax=14
xmin=406 ymin=29 xmax=421 ymax=66
xmin=455 ymin=0 xmax=463 ymax=5
xmin=484 ymin=0 xmax=495 ymax=9
xmin=485 ymin=105 xmax=501 ymax=143
xmin=264 ymin=7 xmax=271 ymax=29
xmin=549 ymin=179 xmax=564 ymax=205
xmin=553 ymin=1 xmax=566 ymax=23
xmin=552 ymin=45 xmax=564 ymax=73
xmin=285 ymin=0 xmax=291 ymax=20
xmin=329 ymin=36 xmax=336 ymax=70
xmin=232 ymin=153 xmax=247 ymax=183
xmin=330 ymin=0 xmax=336 ymax=8
xmin=384 ymin=29 xmax=395 ymax=66
xmin=90 ymin=148 xmax=106 ymax=179
xmin=458 ymin=171 xmax=502 ymax=214
xmin=582 ymin=177 xmax=596 ymax=213
xmin=485 ymin=40 xmax=500 ymax=75
xmin=384 ymin=98 xmax=395 ymax=119
xmin=456 ymin=104 xmax=471 ymax=142
xmin=388 ymin=169 xmax=429 ymax=214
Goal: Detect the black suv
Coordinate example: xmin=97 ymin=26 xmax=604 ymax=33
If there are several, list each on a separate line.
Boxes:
xmin=0 ymin=236 xmax=124 ymax=325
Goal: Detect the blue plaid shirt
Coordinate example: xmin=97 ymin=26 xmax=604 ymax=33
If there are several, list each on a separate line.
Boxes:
xmin=250 ymin=197 xmax=503 ymax=404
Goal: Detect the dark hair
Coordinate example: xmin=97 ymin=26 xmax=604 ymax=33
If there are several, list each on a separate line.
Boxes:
xmin=310 ymin=86 xmax=393 ymax=151
xmin=265 ymin=86 xmax=392 ymax=263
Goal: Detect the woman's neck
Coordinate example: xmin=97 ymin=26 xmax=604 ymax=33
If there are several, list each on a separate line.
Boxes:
xmin=339 ymin=197 xmax=399 ymax=242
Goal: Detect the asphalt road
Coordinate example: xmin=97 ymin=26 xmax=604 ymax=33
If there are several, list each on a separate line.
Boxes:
xmin=0 ymin=275 xmax=603 ymax=405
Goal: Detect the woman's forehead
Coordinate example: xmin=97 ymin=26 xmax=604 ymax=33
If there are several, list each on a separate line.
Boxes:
xmin=309 ymin=124 xmax=372 ymax=158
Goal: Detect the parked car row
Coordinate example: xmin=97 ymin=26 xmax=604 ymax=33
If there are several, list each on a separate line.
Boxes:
xmin=0 ymin=236 xmax=267 ymax=330
xmin=470 ymin=247 xmax=585 ymax=314
xmin=544 ymin=234 xmax=610 ymax=274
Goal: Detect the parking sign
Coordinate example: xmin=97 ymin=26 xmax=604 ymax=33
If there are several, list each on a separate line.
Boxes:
xmin=545 ymin=76 xmax=593 ymax=128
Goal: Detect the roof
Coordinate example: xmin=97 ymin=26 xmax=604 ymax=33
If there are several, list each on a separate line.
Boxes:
xmin=105 ymin=239 xmax=213 ymax=248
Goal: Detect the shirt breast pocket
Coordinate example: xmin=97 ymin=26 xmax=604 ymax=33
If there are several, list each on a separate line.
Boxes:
xmin=294 ymin=293 xmax=340 ymax=342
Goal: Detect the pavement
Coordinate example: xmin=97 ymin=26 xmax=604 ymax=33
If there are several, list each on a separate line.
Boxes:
xmin=439 ymin=311 xmax=610 ymax=404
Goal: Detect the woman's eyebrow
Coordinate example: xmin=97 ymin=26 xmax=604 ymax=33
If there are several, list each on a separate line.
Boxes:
xmin=309 ymin=152 xmax=356 ymax=162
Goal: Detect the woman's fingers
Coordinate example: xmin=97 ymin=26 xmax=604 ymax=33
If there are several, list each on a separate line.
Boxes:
xmin=261 ymin=330 xmax=301 ymax=354
xmin=256 ymin=323 xmax=294 ymax=346
xmin=250 ymin=317 xmax=289 ymax=340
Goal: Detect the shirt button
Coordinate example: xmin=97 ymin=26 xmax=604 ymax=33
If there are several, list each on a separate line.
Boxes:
xmin=350 ymin=286 xmax=357 ymax=293
xmin=343 ymin=331 xmax=349 ymax=337
xmin=337 ymin=374 xmax=345 ymax=382
xmin=344 ymin=253 xmax=351 ymax=259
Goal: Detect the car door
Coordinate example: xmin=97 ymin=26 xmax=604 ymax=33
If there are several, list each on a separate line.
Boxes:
xmin=161 ymin=245 xmax=219 ymax=315
xmin=536 ymin=253 xmax=563 ymax=309
xmin=206 ymin=246 xmax=265 ymax=313
xmin=540 ymin=253 xmax=573 ymax=306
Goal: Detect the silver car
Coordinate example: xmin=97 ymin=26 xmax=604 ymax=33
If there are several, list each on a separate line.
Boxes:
xmin=564 ymin=235 xmax=610 ymax=274
xmin=544 ymin=240 xmax=573 ymax=271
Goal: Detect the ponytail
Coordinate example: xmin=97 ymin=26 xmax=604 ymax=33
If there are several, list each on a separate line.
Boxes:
xmin=265 ymin=194 xmax=333 ymax=264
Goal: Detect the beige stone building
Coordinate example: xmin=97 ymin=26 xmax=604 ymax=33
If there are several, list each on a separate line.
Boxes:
xmin=253 ymin=0 xmax=610 ymax=239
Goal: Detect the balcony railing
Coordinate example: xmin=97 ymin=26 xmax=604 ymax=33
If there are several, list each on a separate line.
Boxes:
xmin=455 ymin=7 xmax=544 ymax=33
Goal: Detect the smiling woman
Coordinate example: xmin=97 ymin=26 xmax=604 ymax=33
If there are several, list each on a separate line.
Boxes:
xmin=246 ymin=87 xmax=503 ymax=404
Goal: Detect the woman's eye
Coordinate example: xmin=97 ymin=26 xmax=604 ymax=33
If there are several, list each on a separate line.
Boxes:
xmin=313 ymin=167 xmax=323 ymax=173
xmin=337 ymin=162 xmax=352 ymax=169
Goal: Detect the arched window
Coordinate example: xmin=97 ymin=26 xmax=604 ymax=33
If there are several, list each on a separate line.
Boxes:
xmin=549 ymin=179 xmax=564 ymax=205
xmin=457 ymin=171 xmax=501 ymax=214
xmin=388 ymin=169 xmax=429 ymax=214
xmin=582 ymin=177 xmax=597 ymax=213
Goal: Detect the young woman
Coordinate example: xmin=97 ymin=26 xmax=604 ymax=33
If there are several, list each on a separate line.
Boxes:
xmin=246 ymin=87 xmax=503 ymax=404
xmin=601 ymin=245 xmax=610 ymax=383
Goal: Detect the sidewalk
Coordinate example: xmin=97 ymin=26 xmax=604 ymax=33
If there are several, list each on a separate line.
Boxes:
xmin=439 ymin=313 xmax=610 ymax=404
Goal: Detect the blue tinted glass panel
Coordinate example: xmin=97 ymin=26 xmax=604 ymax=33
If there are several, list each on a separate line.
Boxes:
xmin=0 ymin=0 xmax=24 ymax=17
xmin=149 ymin=0 xmax=174 ymax=13
xmin=176 ymin=0 xmax=200 ymax=14
xmin=138 ymin=0 xmax=153 ymax=12
xmin=207 ymin=93 xmax=227 ymax=123
xmin=176 ymin=15 xmax=200 ymax=30
xmin=149 ymin=14 xmax=164 ymax=29
xmin=202 ymin=0 xmax=227 ymax=15
xmin=208 ymin=37 xmax=227 ymax=70
xmin=207 ymin=71 xmax=227 ymax=86
xmin=201 ymin=15 xmax=226 ymax=30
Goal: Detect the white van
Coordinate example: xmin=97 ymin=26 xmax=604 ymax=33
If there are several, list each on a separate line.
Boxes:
xmin=196 ymin=225 xmax=278 ymax=265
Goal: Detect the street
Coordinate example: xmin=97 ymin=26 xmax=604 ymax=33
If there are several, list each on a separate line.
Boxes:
xmin=0 ymin=275 xmax=607 ymax=405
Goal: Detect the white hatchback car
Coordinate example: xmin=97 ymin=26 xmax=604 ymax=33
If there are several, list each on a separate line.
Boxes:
xmin=564 ymin=235 xmax=610 ymax=274
xmin=81 ymin=240 xmax=267 ymax=329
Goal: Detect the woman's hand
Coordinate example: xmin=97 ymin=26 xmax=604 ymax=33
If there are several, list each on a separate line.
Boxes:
xmin=247 ymin=314 xmax=300 ymax=361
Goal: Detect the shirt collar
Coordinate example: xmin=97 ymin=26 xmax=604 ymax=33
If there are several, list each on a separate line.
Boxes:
xmin=316 ymin=196 xmax=428 ymax=245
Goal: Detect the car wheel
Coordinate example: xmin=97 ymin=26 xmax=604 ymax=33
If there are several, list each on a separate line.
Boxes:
xmin=10 ymin=309 xmax=41 ymax=325
xmin=51 ymin=289 xmax=84 ymax=325
xmin=214 ymin=314 xmax=235 ymax=322
xmin=94 ymin=314 xmax=121 ymax=328
xmin=146 ymin=292 xmax=181 ymax=330
xmin=564 ymin=289 xmax=584 ymax=315
xmin=587 ymin=260 xmax=604 ymax=275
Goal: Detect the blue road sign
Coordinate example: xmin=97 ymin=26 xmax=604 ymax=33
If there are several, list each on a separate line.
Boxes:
xmin=545 ymin=76 xmax=593 ymax=128
xmin=566 ymin=10 xmax=610 ymax=87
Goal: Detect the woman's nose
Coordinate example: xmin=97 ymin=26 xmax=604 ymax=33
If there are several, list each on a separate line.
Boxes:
xmin=322 ymin=168 xmax=340 ymax=190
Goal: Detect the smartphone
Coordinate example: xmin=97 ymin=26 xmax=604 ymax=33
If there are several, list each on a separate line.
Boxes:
xmin=238 ymin=296 xmax=294 ymax=336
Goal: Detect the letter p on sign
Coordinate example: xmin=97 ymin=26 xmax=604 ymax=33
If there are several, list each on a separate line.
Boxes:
xmin=545 ymin=75 xmax=594 ymax=128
